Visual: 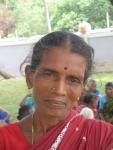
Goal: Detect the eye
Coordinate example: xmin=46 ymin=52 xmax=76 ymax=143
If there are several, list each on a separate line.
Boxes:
xmin=43 ymin=70 xmax=53 ymax=76
xmin=41 ymin=69 xmax=57 ymax=80
xmin=68 ymin=76 xmax=81 ymax=86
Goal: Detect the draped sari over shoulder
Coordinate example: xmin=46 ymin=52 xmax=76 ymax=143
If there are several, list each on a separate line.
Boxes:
xmin=30 ymin=110 xmax=113 ymax=150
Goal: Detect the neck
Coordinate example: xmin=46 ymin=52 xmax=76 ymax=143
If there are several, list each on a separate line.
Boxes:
xmin=33 ymin=110 xmax=69 ymax=135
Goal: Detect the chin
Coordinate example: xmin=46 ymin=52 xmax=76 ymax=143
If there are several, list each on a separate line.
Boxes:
xmin=47 ymin=108 xmax=70 ymax=119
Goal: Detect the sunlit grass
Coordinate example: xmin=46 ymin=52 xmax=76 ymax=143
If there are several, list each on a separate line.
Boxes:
xmin=92 ymin=72 xmax=113 ymax=93
xmin=0 ymin=77 xmax=27 ymax=122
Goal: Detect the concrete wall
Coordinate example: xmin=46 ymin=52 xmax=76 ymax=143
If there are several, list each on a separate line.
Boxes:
xmin=0 ymin=32 xmax=113 ymax=76
xmin=87 ymin=32 xmax=113 ymax=72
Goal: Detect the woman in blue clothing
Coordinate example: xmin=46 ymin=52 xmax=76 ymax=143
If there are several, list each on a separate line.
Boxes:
xmin=99 ymin=82 xmax=113 ymax=123
xmin=99 ymin=82 xmax=113 ymax=111
xmin=86 ymin=79 xmax=101 ymax=96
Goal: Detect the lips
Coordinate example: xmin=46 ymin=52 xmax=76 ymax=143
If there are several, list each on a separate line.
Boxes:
xmin=44 ymin=98 xmax=66 ymax=109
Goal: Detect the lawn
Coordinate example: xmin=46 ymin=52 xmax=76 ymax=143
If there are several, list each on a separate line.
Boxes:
xmin=0 ymin=72 xmax=113 ymax=122
xmin=92 ymin=72 xmax=113 ymax=93
xmin=0 ymin=77 xmax=28 ymax=122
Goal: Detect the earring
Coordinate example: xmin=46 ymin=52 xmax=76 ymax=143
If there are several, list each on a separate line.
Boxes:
xmin=77 ymin=97 xmax=80 ymax=101
xmin=51 ymin=87 xmax=56 ymax=92
xmin=52 ymin=87 xmax=56 ymax=90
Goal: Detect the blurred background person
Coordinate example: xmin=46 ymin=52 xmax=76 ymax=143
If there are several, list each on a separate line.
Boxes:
xmin=0 ymin=107 xmax=11 ymax=126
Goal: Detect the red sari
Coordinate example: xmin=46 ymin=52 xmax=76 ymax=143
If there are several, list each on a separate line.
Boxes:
xmin=0 ymin=110 xmax=113 ymax=150
xmin=30 ymin=110 xmax=113 ymax=150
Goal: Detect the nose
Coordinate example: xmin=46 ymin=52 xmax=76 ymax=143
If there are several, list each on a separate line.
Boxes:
xmin=52 ymin=80 xmax=67 ymax=96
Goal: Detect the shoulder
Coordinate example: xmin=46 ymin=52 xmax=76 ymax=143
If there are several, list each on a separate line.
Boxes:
xmin=87 ymin=119 xmax=113 ymax=140
xmin=77 ymin=116 xmax=113 ymax=147
xmin=100 ymin=95 xmax=106 ymax=103
xmin=95 ymin=89 xmax=100 ymax=95
xmin=86 ymin=118 xmax=113 ymax=148
xmin=73 ymin=115 xmax=113 ymax=135
xmin=88 ymin=118 xmax=113 ymax=128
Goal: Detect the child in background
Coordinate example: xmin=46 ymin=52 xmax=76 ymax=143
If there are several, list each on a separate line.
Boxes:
xmin=86 ymin=79 xmax=102 ymax=109
xmin=77 ymin=93 xmax=99 ymax=119
xmin=17 ymin=105 xmax=33 ymax=120
xmin=17 ymin=94 xmax=35 ymax=120
xmin=86 ymin=79 xmax=101 ymax=96
xmin=19 ymin=94 xmax=35 ymax=112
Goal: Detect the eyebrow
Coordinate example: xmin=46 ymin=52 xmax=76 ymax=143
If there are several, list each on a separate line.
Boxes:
xmin=38 ymin=67 xmax=84 ymax=82
xmin=38 ymin=68 xmax=58 ymax=74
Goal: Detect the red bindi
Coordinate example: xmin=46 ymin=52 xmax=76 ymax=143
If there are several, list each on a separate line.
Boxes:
xmin=64 ymin=67 xmax=68 ymax=70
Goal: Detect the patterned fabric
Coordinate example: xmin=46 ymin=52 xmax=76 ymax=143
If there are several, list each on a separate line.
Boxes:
xmin=50 ymin=114 xmax=79 ymax=150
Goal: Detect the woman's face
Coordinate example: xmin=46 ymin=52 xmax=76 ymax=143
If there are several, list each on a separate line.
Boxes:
xmin=26 ymin=47 xmax=87 ymax=119
xmin=88 ymin=83 xmax=96 ymax=92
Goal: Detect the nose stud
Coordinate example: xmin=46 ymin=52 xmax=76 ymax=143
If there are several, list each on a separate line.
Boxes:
xmin=77 ymin=97 xmax=80 ymax=101
xmin=51 ymin=87 xmax=56 ymax=92
xmin=52 ymin=87 xmax=56 ymax=90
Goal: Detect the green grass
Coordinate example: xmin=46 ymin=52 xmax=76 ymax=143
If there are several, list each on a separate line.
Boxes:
xmin=92 ymin=72 xmax=113 ymax=93
xmin=0 ymin=72 xmax=113 ymax=122
xmin=0 ymin=77 xmax=28 ymax=122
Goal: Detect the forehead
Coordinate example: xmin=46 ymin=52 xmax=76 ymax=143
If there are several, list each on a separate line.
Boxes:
xmin=38 ymin=47 xmax=86 ymax=77
xmin=106 ymin=86 xmax=113 ymax=90
xmin=89 ymin=83 xmax=96 ymax=87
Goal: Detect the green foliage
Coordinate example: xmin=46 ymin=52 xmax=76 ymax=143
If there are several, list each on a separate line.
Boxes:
xmin=91 ymin=72 xmax=113 ymax=94
xmin=51 ymin=0 xmax=113 ymax=31
xmin=11 ymin=4 xmax=47 ymax=37
xmin=1 ymin=0 xmax=113 ymax=37
xmin=0 ymin=0 xmax=48 ymax=37
xmin=103 ymin=98 xmax=113 ymax=124
xmin=104 ymin=98 xmax=113 ymax=117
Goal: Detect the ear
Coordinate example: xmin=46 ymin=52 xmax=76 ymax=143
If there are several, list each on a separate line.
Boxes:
xmin=25 ymin=65 xmax=33 ymax=89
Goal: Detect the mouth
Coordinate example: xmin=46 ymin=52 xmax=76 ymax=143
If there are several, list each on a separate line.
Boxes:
xmin=44 ymin=99 xmax=66 ymax=109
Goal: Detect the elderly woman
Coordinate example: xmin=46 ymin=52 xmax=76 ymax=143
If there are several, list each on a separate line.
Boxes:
xmin=0 ymin=31 xmax=113 ymax=150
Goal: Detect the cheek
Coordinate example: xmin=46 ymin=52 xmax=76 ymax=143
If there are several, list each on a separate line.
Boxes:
xmin=69 ymin=87 xmax=82 ymax=102
xmin=32 ymin=79 xmax=52 ymax=100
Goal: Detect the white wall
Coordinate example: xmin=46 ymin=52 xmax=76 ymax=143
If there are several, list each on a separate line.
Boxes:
xmin=0 ymin=32 xmax=113 ymax=76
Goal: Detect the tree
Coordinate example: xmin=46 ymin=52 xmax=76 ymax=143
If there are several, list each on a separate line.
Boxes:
xmin=0 ymin=0 xmax=48 ymax=37
xmin=10 ymin=0 xmax=48 ymax=37
xmin=51 ymin=0 xmax=113 ymax=32
xmin=44 ymin=0 xmax=51 ymax=32
xmin=0 ymin=4 xmax=14 ymax=37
